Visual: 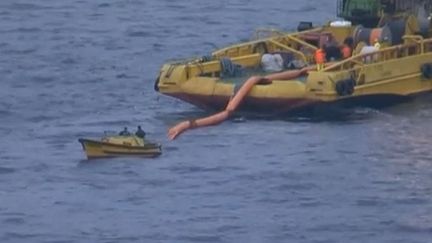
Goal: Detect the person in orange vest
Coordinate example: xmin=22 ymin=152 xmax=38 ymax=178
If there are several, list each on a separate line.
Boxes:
xmin=314 ymin=47 xmax=326 ymax=71
xmin=341 ymin=37 xmax=353 ymax=59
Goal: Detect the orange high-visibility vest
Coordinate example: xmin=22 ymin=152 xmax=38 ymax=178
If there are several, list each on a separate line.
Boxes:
xmin=341 ymin=45 xmax=352 ymax=59
xmin=315 ymin=48 xmax=326 ymax=64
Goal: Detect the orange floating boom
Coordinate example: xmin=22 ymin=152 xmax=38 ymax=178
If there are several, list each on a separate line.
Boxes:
xmin=167 ymin=68 xmax=309 ymax=140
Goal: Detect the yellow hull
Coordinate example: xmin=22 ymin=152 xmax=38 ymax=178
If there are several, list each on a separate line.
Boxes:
xmin=78 ymin=138 xmax=162 ymax=159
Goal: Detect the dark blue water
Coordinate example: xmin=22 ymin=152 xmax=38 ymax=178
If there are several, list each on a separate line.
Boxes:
xmin=1 ymin=0 xmax=432 ymax=242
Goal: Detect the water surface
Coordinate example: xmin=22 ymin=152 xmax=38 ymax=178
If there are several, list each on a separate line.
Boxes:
xmin=1 ymin=0 xmax=432 ymax=242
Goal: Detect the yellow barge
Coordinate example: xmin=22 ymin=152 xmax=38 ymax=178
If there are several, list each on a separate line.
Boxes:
xmin=155 ymin=0 xmax=432 ymax=115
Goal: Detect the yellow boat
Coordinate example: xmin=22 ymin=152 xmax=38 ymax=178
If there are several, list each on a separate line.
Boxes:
xmin=78 ymin=135 xmax=162 ymax=159
xmin=155 ymin=0 xmax=432 ymax=115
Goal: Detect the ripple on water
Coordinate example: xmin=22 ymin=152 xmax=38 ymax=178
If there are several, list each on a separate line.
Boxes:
xmin=6 ymin=3 xmax=51 ymax=10
xmin=115 ymin=73 xmax=137 ymax=79
xmin=0 ymin=107 xmax=12 ymax=116
xmin=97 ymin=3 xmax=110 ymax=8
xmin=13 ymin=27 xmax=42 ymax=33
xmin=2 ymin=232 xmax=38 ymax=241
xmin=125 ymin=30 xmax=151 ymax=38
xmin=2 ymin=48 xmax=37 ymax=55
xmin=0 ymin=11 xmax=11 ymax=16
xmin=2 ymin=217 xmax=25 ymax=225
xmin=295 ymin=5 xmax=316 ymax=12
xmin=355 ymin=197 xmax=389 ymax=207
xmin=0 ymin=167 xmax=16 ymax=174
xmin=167 ymin=165 xmax=238 ymax=175
xmin=236 ymin=170 xmax=308 ymax=182
xmin=271 ymin=182 xmax=320 ymax=192
xmin=176 ymin=234 xmax=223 ymax=243
xmin=394 ymin=222 xmax=432 ymax=234
xmin=392 ymin=197 xmax=430 ymax=206
xmin=307 ymin=223 xmax=361 ymax=233
xmin=31 ymin=75 xmax=57 ymax=84
xmin=27 ymin=114 xmax=61 ymax=123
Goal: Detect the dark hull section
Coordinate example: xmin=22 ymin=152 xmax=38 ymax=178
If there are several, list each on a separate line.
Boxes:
xmin=168 ymin=93 xmax=319 ymax=115
xmin=86 ymin=153 xmax=161 ymax=159
xmin=78 ymin=139 xmax=162 ymax=159
xmin=166 ymin=92 xmax=425 ymax=117
xmin=293 ymin=94 xmax=414 ymax=119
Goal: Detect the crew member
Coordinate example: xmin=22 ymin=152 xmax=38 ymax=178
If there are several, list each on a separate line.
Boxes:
xmin=314 ymin=47 xmax=326 ymax=71
xmin=135 ymin=126 xmax=146 ymax=138
xmin=341 ymin=37 xmax=353 ymax=59
xmin=119 ymin=127 xmax=130 ymax=136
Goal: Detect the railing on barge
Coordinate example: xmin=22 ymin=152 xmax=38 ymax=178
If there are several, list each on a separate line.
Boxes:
xmin=212 ymin=28 xmax=319 ymax=64
xmin=324 ymin=36 xmax=432 ymax=72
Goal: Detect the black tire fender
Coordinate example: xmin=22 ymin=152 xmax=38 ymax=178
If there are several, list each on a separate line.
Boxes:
xmin=345 ymin=78 xmax=356 ymax=95
xmin=335 ymin=78 xmax=355 ymax=96
xmin=335 ymin=80 xmax=347 ymax=96
xmin=421 ymin=63 xmax=432 ymax=79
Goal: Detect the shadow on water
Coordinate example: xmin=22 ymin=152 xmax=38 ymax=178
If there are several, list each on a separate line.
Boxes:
xmin=157 ymin=104 xmax=386 ymax=125
xmin=76 ymin=155 xmax=161 ymax=165
xmin=0 ymin=167 xmax=16 ymax=174
xmin=156 ymin=94 xmax=432 ymax=126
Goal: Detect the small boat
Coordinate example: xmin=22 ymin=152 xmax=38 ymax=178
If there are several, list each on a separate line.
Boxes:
xmin=78 ymin=134 xmax=162 ymax=159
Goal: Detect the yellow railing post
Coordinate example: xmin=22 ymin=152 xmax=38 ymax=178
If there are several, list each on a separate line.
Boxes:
xmin=286 ymin=35 xmax=318 ymax=52
xmin=402 ymin=35 xmax=424 ymax=54
xmin=420 ymin=39 xmax=424 ymax=54
xmin=268 ymin=40 xmax=308 ymax=63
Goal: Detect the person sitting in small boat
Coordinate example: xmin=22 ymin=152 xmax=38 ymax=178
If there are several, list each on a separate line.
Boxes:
xmin=119 ymin=127 xmax=130 ymax=136
xmin=135 ymin=126 xmax=146 ymax=138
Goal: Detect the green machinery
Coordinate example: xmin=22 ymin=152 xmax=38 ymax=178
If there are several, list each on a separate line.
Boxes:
xmin=337 ymin=0 xmax=432 ymax=27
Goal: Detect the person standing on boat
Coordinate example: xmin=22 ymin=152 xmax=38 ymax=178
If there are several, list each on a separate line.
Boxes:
xmin=314 ymin=47 xmax=326 ymax=71
xmin=135 ymin=126 xmax=146 ymax=138
xmin=341 ymin=37 xmax=354 ymax=59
